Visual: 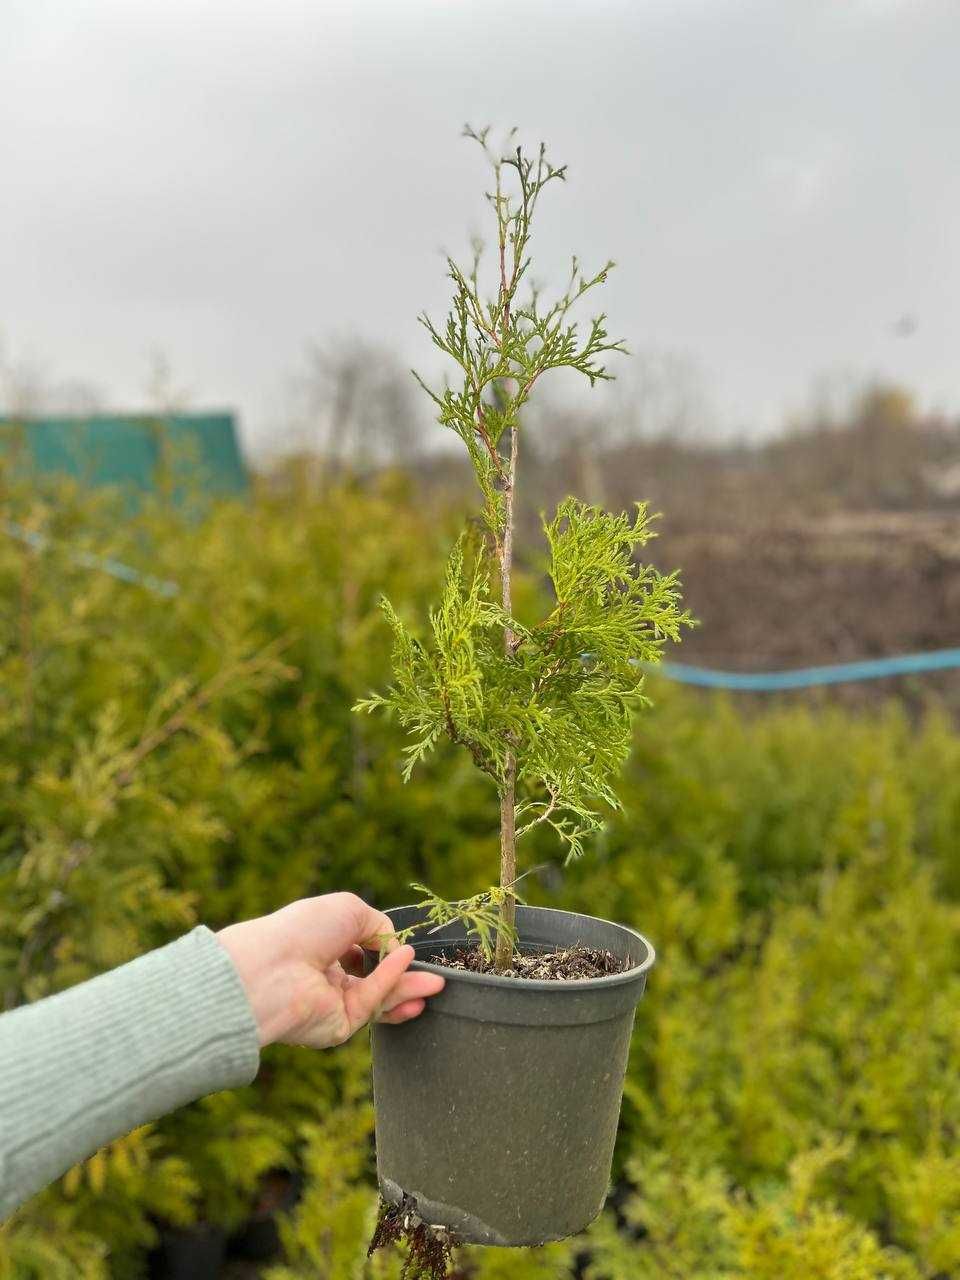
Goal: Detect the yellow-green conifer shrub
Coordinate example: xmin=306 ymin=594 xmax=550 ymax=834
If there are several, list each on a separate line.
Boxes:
xmin=1 ymin=466 xmax=958 ymax=1277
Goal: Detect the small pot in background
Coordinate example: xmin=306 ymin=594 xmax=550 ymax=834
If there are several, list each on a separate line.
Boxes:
xmin=147 ymin=1222 xmax=226 ymax=1280
xmin=227 ymin=1168 xmax=303 ymax=1263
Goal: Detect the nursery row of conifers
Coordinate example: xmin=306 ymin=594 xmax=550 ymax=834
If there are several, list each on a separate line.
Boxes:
xmin=1 ymin=473 xmax=958 ymax=1279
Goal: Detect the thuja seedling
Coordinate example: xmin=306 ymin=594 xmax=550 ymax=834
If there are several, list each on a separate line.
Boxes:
xmin=356 ymin=126 xmax=691 ymax=972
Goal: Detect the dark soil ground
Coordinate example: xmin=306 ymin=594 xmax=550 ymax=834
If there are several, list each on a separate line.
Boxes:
xmin=658 ymin=512 xmax=960 ymax=679
xmin=430 ymin=944 xmax=628 ymax=981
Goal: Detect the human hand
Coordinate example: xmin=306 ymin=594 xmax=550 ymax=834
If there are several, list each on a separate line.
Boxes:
xmin=216 ymin=893 xmax=443 ymax=1049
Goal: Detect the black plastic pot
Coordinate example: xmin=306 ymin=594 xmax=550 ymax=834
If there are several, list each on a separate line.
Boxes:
xmin=147 ymin=1223 xmax=226 ymax=1279
xmin=367 ymin=904 xmax=655 ymax=1247
xmin=227 ymin=1169 xmax=303 ymax=1263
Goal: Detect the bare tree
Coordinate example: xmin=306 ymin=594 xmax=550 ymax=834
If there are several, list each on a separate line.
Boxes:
xmin=615 ymin=349 xmax=712 ymax=443
xmin=144 ymin=348 xmax=192 ymax=416
xmin=522 ymin=348 xmax=713 ymax=510
xmin=0 ymin=334 xmax=106 ymax=418
xmin=289 ymin=336 xmax=423 ymax=473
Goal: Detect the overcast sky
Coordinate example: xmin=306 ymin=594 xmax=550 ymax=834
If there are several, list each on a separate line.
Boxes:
xmin=3 ymin=0 xmax=959 ymax=450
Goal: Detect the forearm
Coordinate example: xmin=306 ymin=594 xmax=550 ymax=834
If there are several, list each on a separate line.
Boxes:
xmin=0 ymin=926 xmax=259 ymax=1220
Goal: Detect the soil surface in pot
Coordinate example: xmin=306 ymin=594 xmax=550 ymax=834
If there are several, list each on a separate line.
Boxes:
xmin=429 ymin=943 xmax=627 ymax=980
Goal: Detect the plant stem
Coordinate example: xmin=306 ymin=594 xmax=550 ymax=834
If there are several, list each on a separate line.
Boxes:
xmin=497 ymin=759 xmax=517 ymax=968
xmin=494 ymin=419 xmax=519 ymax=971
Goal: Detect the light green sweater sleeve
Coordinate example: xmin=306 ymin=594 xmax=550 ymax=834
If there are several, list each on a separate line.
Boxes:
xmin=0 ymin=926 xmax=260 ymax=1220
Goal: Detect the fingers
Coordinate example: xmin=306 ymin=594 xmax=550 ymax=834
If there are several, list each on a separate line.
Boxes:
xmin=339 ymin=938 xmax=431 ymax=985
xmin=344 ymin=943 xmax=414 ymax=1028
xmin=374 ymin=965 xmax=448 ymax=1025
xmin=344 ymin=945 xmax=445 ymax=1032
xmin=339 ymin=944 xmax=366 ymax=978
xmin=281 ymin=893 xmax=401 ymax=968
xmin=376 ymin=967 xmax=446 ymax=1014
xmin=343 ymin=894 xmax=399 ymax=951
xmin=379 ymin=998 xmax=425 ymax=1024
xmin=322 ymin=892 xmax=399 ymax=958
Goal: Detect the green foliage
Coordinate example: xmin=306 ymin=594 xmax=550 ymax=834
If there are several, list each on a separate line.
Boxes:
xmin=359 ymin=132 xmax=691 ymax=905
xmin=413 ymin=127 xmax=625 ymax=536
xmin=2 ymin=472 xmax=959 ymax=1277
xmin=264 ymin=1091 xmax=377 ymax=1280
xmin=355 ymin=538 xmax=507 ymax=784
xmin=0 ymin=470 xmax=491 ymax=1274
xmin=390 ymin=883 xmax=523 ymax=963
xmin=584 ymin=1142 xmax=922 ymax=1280
xmin=359 ymin=503 xmax=690 ymax=867
xmin=0 ymin=1219 xmax=109 ymax=1280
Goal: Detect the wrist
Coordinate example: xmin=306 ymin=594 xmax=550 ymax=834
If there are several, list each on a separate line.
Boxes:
xmin=216 ymin=920 xmax=295 ymax=1048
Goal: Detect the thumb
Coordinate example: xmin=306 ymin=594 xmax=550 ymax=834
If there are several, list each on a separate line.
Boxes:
xmin=344 ymin=944 xmax=416 ymax=1031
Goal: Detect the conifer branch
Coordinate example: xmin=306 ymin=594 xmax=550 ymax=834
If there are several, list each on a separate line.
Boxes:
xmin=357 ymin=128 xmax=693 ymax=973
xmin=115 ymin=637 xmax=295 ymax=787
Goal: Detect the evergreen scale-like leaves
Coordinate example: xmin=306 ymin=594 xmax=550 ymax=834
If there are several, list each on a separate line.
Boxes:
xmin=357 ymin=500 xmax=690 ymax=862
xmin=357 ymin=130 xmax=692 ymax=891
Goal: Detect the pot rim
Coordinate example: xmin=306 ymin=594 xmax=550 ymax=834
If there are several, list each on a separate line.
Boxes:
xmin=372 ymin=902 xmax=656 ymax=993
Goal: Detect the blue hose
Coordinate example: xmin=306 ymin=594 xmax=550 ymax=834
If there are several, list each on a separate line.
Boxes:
xmin=6 ymin=519 xmax=959 ymax=690
xmin=651 ymin=650 xmax=960 ymax=690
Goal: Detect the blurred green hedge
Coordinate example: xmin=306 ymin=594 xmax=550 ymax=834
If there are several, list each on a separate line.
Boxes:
xmin=0 ymin=471 xmax=957 ymax=1279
